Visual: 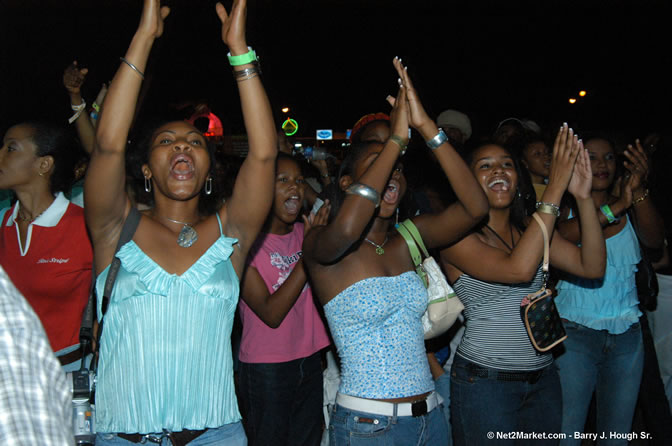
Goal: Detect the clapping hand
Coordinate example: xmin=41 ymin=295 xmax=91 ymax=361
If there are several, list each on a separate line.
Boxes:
xmin=623 ymin=139 xmax=650 ymax=194
xmin=303 ymin=199 xmax=331 ymax=235
xmin=567 ymin=140 xmax=592 ymax=200
xmin=547 ymin=124 xmax=581 ymax=193
xmin=386 ymin=57 xmax=410 ymax=145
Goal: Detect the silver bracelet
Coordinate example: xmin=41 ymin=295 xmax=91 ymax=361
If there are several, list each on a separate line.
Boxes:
xmin=233 ymin=62 xmax=261 ymax=80
xmin=345 ymin=183 xmax=380 ymax=208
xmin=535 ymin=201 xmax=560 ymax=217
xmin=119 ymin=57 xmax=145 ymax=79
xmin=426 ymin=128 xmax=448 ymax=150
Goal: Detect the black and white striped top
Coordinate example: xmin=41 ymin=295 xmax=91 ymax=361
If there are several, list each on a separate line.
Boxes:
xmin=453 ymin=265 xmax=553 ymax=371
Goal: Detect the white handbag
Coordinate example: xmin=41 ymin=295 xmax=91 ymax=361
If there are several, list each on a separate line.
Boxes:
xmin=397 ymin=219 xmax=464 ymax=339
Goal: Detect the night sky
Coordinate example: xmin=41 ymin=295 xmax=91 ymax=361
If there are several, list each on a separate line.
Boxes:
xmin=2 ymin=0 xmax=670 ymax=139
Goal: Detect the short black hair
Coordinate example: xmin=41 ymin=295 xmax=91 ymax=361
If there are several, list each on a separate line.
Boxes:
xmin=23 ymin=121 xmax=84 ymax=194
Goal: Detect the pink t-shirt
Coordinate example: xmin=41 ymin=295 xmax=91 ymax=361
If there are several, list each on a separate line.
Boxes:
xmin=239 ymin=222 xmax=330 ymax=363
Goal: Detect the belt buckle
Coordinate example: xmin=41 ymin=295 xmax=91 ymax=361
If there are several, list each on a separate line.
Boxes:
xmin=411 ymin=399 xmax=428 ymax=417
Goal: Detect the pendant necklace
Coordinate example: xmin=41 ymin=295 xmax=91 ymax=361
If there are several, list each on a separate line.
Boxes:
xmin=160 ymin=216 xmax=199 ymax=248
xmin=364 ymin=236 xmax=388 ymax=255
xmin=485 ymin=224 xmax=515 ymax=252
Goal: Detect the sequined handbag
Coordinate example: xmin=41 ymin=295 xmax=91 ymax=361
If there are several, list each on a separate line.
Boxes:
xmin=397 ymin=219 xmax=464 ymax=340
xmin=520 ymin=213 xmax=567 ymax=352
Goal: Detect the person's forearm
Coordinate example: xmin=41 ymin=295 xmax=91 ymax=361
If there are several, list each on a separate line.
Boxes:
xmin=576 ymin=197 xmax=607 ymax=277
xmin=96 ymin=31 xmax=153 ymax=154
xmin=256 ymin=259 xmax=308 ymax=328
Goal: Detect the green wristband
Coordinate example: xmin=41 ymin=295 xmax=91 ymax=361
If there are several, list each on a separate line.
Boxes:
xmin=227 ymin=47 xmax=257 ymax=66
xmin=600 ymin=204 xmax=618 ymax=224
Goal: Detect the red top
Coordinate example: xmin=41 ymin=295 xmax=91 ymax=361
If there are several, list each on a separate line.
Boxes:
xmin=0 ymin=193 xmax=93 ymax=351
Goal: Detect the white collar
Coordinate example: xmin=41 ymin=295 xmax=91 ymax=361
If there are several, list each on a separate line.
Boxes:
xmin=6 ymin=192 xmax=69 ymax=228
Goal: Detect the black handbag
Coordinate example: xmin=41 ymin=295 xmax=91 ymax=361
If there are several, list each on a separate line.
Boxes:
xmin=520 ymin=213 xmax=567 ymax=352
xmin=629 ymin=210 xmax=659 ymax=311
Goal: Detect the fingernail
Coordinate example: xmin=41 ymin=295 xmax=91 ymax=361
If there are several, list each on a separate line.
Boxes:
xmin=563 ymin=122 xmax=568 ymax=127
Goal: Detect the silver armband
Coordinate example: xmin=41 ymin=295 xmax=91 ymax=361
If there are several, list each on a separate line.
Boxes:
xmin=426 ymin=128 xmax=448 ymax=150
xmin=345 ymin=183 xmax=380 ymax=208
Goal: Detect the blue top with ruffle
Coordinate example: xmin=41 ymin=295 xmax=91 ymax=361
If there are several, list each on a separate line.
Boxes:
xmin=556 ymin=215 xmax=641 ymax=334
xmin=94 ymin=214 xmax=241 ymax=434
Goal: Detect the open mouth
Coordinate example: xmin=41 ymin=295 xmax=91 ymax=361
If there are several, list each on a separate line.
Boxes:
xmin=593 ymin=171 xmax=609 ymax=179
xmin=170 ymin=153 xmax=195 ymax=179
xmin=284 ymin=195 xmax=300 ymax=214
xmin=488 ymin=177 xmax=510 ymax=192
xmin=383 ymin=179 xmax=400 ymax=204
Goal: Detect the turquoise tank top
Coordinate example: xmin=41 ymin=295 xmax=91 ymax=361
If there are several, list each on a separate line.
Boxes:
xmin=556 ymin=215 xmax=642 ymax=334
xmin=95 ymin=214 xmax=241 ymax=433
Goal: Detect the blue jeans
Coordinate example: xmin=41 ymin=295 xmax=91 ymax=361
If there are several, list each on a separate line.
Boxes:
xmin=328 ymin=401 xmax=448 ymax=446
xmin=450 ymin=355 xmax=562 ymax=446
xmin=238 ymin=351 xmax=323 ymax=446
xmin=95 ymin=423 xmax=247 ymax=445
xmin=555 ymin=321 xmax=644 ymax=446
xmin=434 ymin=373 xmax=453 ymax=446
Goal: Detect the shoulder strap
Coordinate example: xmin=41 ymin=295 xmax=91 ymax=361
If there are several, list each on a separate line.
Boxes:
xmin=531 ymin=213 xmax=550 ymax=284
xmin=401 ymin=219 xmax=429 ymax=258
xmin=101 ymin=207 xmax=142 ymax=314
xmin=79 ymin=207 xmax=142 ymax=369
xmin=396 ymin=219 xmax=428 ymax=288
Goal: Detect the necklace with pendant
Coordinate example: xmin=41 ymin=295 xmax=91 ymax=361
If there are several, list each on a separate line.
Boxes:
xmin=160 ymin=216 xmax=199 ymax=248
xmin=364 ymin=236 xmax=388 ymax=255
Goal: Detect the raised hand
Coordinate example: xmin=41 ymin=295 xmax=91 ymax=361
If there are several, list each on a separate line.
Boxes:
xmin=137 ymin=0 xmax=170 ymax=39
xmin=216 ymin=0 xmax=248 ymax=53
xmin=396 ymin=60 xmax=432 ymax=130
xmin=567 ymin=141 xmax=592 ymax=200
xmin=63 ymin=61 xmax=88 ymax=96
xmin=623 ymin=139 xmax=649 ymax=193
xmin=386 ymin=58 xmax=409 ymax=144
xmin=303 ymin=199 xmax=331 ymax=235
xmin=547 ymin=124 xmax=581 ymax=193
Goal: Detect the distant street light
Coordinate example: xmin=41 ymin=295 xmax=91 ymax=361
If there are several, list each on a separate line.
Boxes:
xmin=569 ymin=98 xmax=577 ymax=104
xmin=579 ymin=91 xmax=587 ymax=97
xmin=281 ymin=107 xmax=290 ymax=113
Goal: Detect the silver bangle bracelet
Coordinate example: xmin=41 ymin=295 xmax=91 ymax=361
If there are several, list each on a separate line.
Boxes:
xmin=119 ymin=57 xmax=145 ymax=80
xmin=345 ymin=183 xmax=380 ymax=208
xmin=426 ymin=128 xmax=448 ymax=150
xmin=233 ymin=62 xmax=261 ymax=80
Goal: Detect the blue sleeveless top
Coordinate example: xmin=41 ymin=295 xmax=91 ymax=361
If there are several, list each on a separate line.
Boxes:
xmin=95 ymin=214 xmax=241 ymax=434
xmin=556 ymin=216 xmax=641 ymax=334
xmin=324 ymin=271 xmax=434 ymax=399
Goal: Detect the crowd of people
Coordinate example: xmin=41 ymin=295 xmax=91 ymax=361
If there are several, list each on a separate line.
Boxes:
xmin=1 ymin=0 xmax=671 ymax=445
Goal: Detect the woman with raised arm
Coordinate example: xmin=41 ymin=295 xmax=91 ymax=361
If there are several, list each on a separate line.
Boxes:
xmin=85 ymin=0 xmax=276 ymax=444
xmin=303 ymin=59 xmax=488 ymax=445
xmin=439 ymin=126 xmax=606 ymax=445
xmin=554 ymin=136 xmax=664 ymax=446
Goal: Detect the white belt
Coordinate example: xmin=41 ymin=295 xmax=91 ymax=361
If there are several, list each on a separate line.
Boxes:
xmin=335 ymin=392 xmax=441 ymax=417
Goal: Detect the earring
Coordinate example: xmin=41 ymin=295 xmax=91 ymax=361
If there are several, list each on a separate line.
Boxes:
xmin=205 ymin=177 xmax=213 ymax=195
xmin=144 ymin=176 xmax=152 ymax=193
xmin=396 ymin=207 xmax=400 ymax=226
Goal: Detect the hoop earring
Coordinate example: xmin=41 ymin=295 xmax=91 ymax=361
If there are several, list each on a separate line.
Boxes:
xmin=205 ymin=177 xmax=213 ymax=195
xmin=144 ymin=176 xmax=152 ymax=193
